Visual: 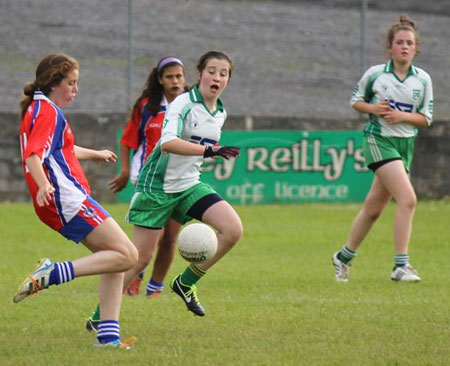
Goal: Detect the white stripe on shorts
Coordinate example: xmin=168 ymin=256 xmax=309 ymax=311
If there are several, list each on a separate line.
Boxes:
xmin=367 ymin=134 xmax=383 ymax=162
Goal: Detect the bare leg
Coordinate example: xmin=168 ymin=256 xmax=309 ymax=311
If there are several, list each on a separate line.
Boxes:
xmin=198 ymin=200 xmax=243 ymax=271
xmin=97 ymin=272 xmax=124 ymax=321
xmin=347 ymin=160 xmax=416 ymax=256
xmin=169 ymin=201 xmax=242 ymax=316
xmin=81 ymin=217 xmax=138 ymax=322
xmin=78 ymin=218 xmax=138 ymax=275
xmin=374 ymin=160 xmax=417 ymax=254
xmin=347 ymin=177 xmax=391 ymax=251
xmin=122 ymin=225 xmax=161 ymax=289
xmin=150 ymin=219 xmax=181 ymax=283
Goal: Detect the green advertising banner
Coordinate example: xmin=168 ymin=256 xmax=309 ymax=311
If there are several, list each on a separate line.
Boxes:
xmin=118 ymin=130 xmax=373 ymax=204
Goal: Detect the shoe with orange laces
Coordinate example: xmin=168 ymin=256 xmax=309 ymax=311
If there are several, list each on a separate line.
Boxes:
xmin=147 ymin=290 xmax=161 ymax=298
xmin=13 ymin=258 xmax=54 ymax=303
xmin=124 ymin=277 xmax=142 ymax=296
xmin=94 ymin=336 xmax=138 ymax=350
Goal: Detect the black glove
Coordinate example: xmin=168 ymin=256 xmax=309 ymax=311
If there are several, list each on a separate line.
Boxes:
xmin=203 ymin=145 xmax=240 ymax=160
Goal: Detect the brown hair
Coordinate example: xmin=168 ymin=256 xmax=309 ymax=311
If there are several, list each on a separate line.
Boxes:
xmin=386 ymin=14 xmax=422 ymax=56
xmin=196 ymin=51 xmax=234 ymax=79
xmin=20 ymin=53 xmax=79 ymax=119
xmin=131 ymin=56 xmax=185 ymax=118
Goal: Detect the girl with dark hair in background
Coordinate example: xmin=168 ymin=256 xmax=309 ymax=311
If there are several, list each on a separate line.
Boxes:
xmin=112 ymin=56 xmax=187 ymax=298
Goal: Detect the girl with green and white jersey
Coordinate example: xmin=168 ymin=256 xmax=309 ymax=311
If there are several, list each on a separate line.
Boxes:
xmin=135 ymin=83 xmax=228 ymax=194
xmin=332 ymin=14 xmax=433 ymax=283
xmin=351 ymin=60 xmax=433 ymax=140
xmin=126 ymin=51 xmax=242 ymax=316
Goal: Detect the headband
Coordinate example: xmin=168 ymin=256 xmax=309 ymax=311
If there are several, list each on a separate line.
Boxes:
xmin=157 ymin=57 xmax=184 ymax=73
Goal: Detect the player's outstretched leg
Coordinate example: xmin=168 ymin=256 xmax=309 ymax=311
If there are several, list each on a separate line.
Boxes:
xmin=13 ymin=258 xmax=74 ymax=303
xmin=171 ymin=199 xmax=243 ymax=316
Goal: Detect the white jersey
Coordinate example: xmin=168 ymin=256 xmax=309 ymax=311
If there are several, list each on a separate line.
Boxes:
xmin=350 ymin=60 xmax=433 ymax=137
xmin=136 ymin=85 xmax=227 ymax=193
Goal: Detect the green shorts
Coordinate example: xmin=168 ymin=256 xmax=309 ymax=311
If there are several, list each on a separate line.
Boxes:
xmin=363 ymin=134 xmax=415 ymax=172
xmin=126 ymin=182 xmax=217 ymax=229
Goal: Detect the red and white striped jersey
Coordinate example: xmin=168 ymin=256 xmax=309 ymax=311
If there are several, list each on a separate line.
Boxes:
xmin=20 ymin=91 xmax=90 ymax=231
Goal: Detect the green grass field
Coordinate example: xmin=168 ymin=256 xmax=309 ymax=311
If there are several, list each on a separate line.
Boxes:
xmin=1 ymin=201 xmax=449 ymax=365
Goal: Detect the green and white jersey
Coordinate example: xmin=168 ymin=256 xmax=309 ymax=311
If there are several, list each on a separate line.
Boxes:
xmin=350 ymin=60 xmax=433 ymax=137
xmin=136 ymin=85 xmax=227 ymax=193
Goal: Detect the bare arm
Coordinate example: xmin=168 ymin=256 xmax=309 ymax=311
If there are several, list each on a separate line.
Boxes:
xmin=162 ymin=138 xmax=240 ymax=160
xmin=352 ymin=100 xmax=390 ymax=116
xmin=353 ymin=100 xmax=429 ymax=128
xmin=161 ymin=138 xmax=206 ymax=156
xmin=25 ymin=154 xmax=55 ymax=207
xmin=74 ymin=145 xmax=117 ymax=162
xmin=381 ymin=109 xmax=429 ymax=128
xmin=108 ymin=144 xmax=131 ymax=193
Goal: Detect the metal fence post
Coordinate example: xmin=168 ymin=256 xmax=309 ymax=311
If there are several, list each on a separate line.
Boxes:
xmin=127 ymin=0 xmax=134 ymax=111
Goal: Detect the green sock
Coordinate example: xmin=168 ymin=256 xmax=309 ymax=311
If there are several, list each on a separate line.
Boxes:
xmin=180 ymin=263 xmax=207 ymax=287
xmin=394 ymin=254 xmax=409 ymax=268
xmin=338 ymin=245 xmax=357 ymax=264
xmin=90 ymin=304 xmax=100 ymax=321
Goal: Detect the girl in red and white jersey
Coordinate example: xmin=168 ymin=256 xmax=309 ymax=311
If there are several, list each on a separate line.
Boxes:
xmin=15 ymin=53 xmax=138 ymax=349
xmin=20 ymin=90 xmax=92 ymax=231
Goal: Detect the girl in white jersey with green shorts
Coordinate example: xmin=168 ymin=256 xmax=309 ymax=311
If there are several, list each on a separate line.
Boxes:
xmin=332 ymin=14 xmax=433 ymax=283
xmin=126 ymin=51 xmax=242 ymax=316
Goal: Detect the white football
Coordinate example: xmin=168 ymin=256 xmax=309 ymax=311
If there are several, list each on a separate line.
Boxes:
xmin=177 ymin=223 xmax=218 ymax=263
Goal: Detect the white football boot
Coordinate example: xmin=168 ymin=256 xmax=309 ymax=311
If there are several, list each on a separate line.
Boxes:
xmin=13 ymin=258 xmax=54 ymax=303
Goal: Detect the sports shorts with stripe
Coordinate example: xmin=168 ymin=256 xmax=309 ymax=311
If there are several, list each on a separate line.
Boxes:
xmin=59 ymin=196 xmax=111 ymax=243
xmin=126 ymin=182 xmax=221 ymax=229
xmin=363 ymin=133 xmax=415 ymax=172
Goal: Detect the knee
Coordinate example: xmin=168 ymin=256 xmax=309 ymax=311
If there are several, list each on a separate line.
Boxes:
xmin=364 ymin=207 xmax=383 ymax=221
xmin=399 ymin=193 xmax=417 ymax=212
xmin=135 ymin=249 xmax=152 ymax=270
xmin=224 ymin=220 xmax=244 ymax=246
xmin=135 ymin=260 xmax=149 ymax=273
xmin=113 ymin=250 xmax=137 ymax=272
xmin=119 ymin=242 xmax=138 ymax=270
xmin=363 ymin=198 xmax=386 ymax=221
xmin=116 ymin=242 xmax=139 ymax=271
